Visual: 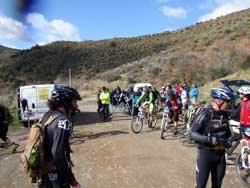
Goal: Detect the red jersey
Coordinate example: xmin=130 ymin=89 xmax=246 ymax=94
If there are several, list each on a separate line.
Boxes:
xmin=172 ymin=95 xmax=181 ymax=113
xmin=240 ymin=99 xmax=250 ymax=127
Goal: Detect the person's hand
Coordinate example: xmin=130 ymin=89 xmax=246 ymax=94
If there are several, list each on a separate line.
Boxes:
xmin=217 ymin=138 xmax=232 ymax=148
xmin=207 ymin=136 xmax=217 ymax=145
xmin=69 ymin=180 xmax=81 ymax=188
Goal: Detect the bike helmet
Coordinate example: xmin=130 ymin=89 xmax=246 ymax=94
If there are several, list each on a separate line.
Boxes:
xmin=51 ymin=86 xmax=81 ymax=106
xmin=211 ymin=87 xmax=234 ymax=102
xmin=238 ymin=86 xmax=250 ymax=95
xmin=243 ymin=127 xmax=250 ymax=138
xmin=102 ymin=86 xmax=107 ymax=91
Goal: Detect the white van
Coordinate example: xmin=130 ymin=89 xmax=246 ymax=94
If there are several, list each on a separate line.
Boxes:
xmin=17 ymin=84 xmax=67 ymax=126
xmin=133 ymin=83 xmax=152 ymax=92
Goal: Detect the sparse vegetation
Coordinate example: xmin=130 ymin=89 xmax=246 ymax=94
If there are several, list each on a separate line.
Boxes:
xmin=0 ymin=9 xmax=250 ymax=105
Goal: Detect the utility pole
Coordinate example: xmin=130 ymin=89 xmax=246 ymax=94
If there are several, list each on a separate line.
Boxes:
xmin=69 ymin=68 xmax=72 ymax=87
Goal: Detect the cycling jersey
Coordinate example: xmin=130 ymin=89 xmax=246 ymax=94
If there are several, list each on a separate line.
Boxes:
xmin=100 ymin=91 xmax=111 ymax=104
xmin=42 ymin=110 xmax=75 ymax=187
xmin=191 ymin=106 xmax=231 ymax=149
xmin=240 ymin=99 xmax=250 ymax=126
xmin=136 ymin=92 xmax=154 ymax=105
xmin=190 ymin=106 xmax=231 ymax=188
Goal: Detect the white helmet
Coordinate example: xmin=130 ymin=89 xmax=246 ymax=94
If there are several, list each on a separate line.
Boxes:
xmin=238 ymin=86 xmax=250 ymax=95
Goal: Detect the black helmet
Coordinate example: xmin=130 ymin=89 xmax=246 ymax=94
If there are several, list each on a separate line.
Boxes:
xmin=51 ymin=86 xmax=81 ymax=106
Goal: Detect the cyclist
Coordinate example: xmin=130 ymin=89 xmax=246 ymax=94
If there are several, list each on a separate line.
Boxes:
xmin=168 ymin=89 xmax=182 ymax=134
xmin=41 ymin=86 xmax=81 ymax=188
xmin=238 ymin=86 xmax=250 ymax=140
xmin=132 ymin=87 xmax=142 ymax=117
xmin=0 ymin=104 xmax=19 ymax=149
xmin=189 ymin=88 xmax=233 ymax=188
xmin=111 ymin=86 xmax=122 ymax=106
xmin=159 ymin=86 xmax=167 ymax=110
xmin=100 ymin=86 xmax=111 ymax=121
xmin=135 ymin=86 xmax=155 ymax=127
xmin=97 ymin=88 xmax=102 ymax=113
xmin=180 ymin=86 xmax=189 ymax=114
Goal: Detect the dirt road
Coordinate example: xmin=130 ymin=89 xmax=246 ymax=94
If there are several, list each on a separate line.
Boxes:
xmin=0 ymin=98 xmax=242 ymax=188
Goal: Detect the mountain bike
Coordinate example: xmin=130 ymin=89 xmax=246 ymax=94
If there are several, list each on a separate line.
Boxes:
xmin=131 ymin=106 xmax=157 ymax=134
xmin=235 ymin=138 xmax=250 ymax=187
xmin=160 ymin=107 xmax=171 ymax=139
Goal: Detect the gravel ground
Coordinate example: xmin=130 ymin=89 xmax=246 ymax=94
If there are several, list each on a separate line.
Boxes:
xmin=0 ymin=98 xmax=243 ymax=188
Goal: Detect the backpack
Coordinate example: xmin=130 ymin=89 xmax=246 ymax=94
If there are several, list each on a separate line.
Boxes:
xmin=186 ymin=103 xmax=207 ymax=131
xmin=20 ymin=113 xmax=61 ymax=184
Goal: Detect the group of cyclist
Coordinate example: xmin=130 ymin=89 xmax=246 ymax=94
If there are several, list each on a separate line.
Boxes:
xmin=1 ymin=82 xmax=248 ymax=188
xmin=189 ymin=86 xmax=250 ymax=188
xmin=107 ymin=82 xmax=250 ymax=188
xmin=105 ymin=82 xmax=200 ymax=134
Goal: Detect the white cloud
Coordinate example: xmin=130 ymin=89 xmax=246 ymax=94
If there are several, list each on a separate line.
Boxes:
xmin=0 ymin=14 xmax=30 ymax=41
xmin=161 ymin=6 xmax=187 ymax=19
xmin=27 ymin=13 xmax=80 ymax=44
xmin=198 ymin=0 xmax=250 ymax=22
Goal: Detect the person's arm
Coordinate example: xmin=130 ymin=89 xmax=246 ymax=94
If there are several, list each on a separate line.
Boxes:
xmin=189 ymin=111 xmax=217 ymax=145
xmin=149 ymin=92 xmax=153 ymax=104
xmin=52 ymin=118 xmax=76 ymax=183
xmin=136 ymin=93 xmax=144 ymax=105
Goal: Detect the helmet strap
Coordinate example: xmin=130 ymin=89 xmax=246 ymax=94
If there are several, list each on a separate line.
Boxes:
xmin=213 ymin=100 xmax=223 ymax=111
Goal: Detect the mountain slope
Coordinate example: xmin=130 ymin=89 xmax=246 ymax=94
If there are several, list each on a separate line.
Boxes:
xmin=0 ymin=9 xmax=250 ymax=90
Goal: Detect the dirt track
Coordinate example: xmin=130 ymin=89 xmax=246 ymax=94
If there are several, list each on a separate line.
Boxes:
xmin=0 ymin=98 xmax=243 ymax=188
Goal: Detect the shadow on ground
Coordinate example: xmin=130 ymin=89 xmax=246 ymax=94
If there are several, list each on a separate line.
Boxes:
xmin=71 ymin=112 xmax=102 ymax=126
xmin=70 ymin=130 xmax=129 ymax=145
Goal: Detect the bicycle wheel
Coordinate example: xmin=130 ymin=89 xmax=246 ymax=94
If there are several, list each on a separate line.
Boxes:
xmin=161 ymin=118 xmax=167 ymax=139
xmin=236 ymin=153 xmax=250 ymax=187
xmin=131 ymin=116 xmax=143 ymax=134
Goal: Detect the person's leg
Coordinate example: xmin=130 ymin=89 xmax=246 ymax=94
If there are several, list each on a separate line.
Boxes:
xmin=173 ymin=111 xmax=179 ymax=134
xmin=0 ymin=125 xmax=13 ymax=147
xmin=196 ymin=149 xmax=211 ymax=188
xmin=97 ymin=101 xmax=102 ymax=113
xmin=149 ymin=104 xmax=154 ymax=127
xmin=211 ymin=152 xmax=226 ymax=188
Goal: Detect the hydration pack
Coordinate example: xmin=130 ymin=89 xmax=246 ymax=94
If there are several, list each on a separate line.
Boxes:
xmin=20 ymin=113 xmax=60 ymax=185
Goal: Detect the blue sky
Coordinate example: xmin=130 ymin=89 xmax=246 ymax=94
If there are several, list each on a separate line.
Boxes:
xmin=0 ymin=0 xmax=249 ymax=49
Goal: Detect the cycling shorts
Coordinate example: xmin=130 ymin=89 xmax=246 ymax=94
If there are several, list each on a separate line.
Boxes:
xmin=142 ymin=102 xmax=154 ymax=113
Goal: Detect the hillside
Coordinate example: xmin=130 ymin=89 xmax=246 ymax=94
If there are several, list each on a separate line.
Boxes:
xmin=0 ymin=9 xmax=250 ymax=94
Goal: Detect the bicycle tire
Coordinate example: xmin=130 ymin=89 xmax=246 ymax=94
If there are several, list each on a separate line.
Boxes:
xmin=160 ymin=118 xmax=167 ymax=139
xmin=131 ymin=116 xmax=143 ymax=134
xmin=236 ymin=153 xmax=250 ymax=187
